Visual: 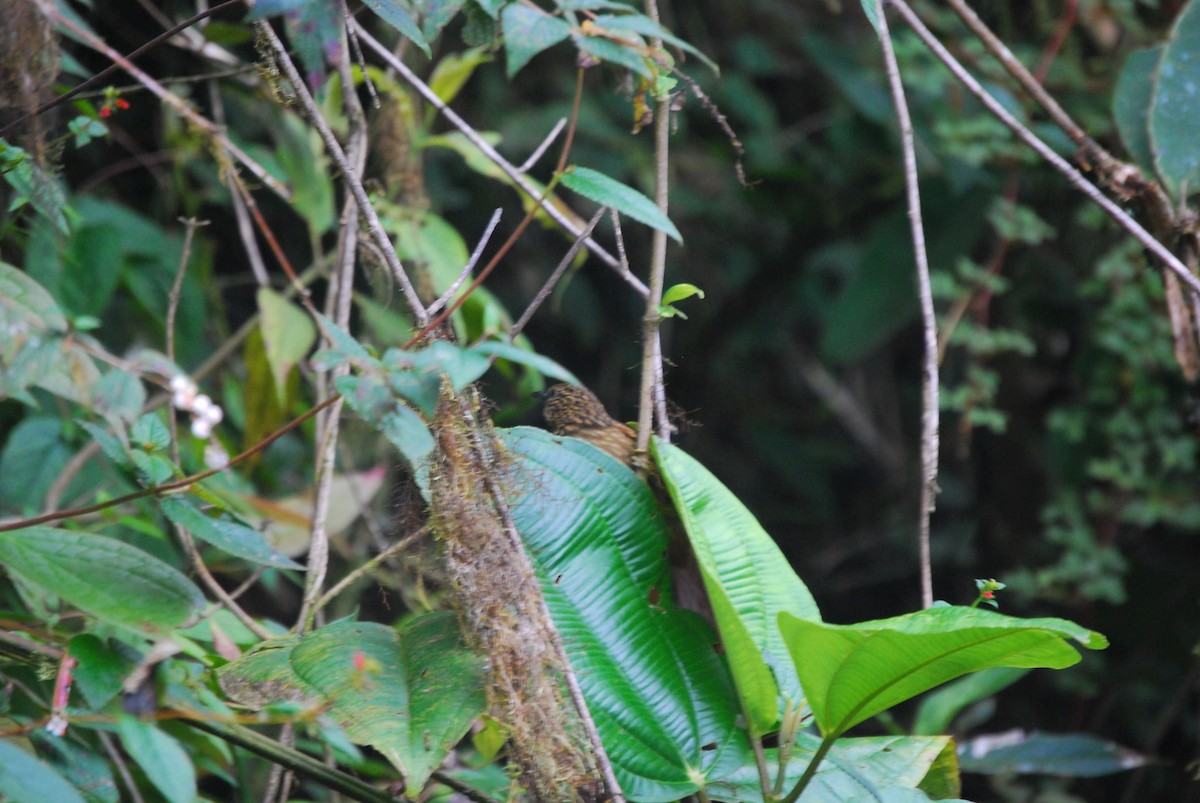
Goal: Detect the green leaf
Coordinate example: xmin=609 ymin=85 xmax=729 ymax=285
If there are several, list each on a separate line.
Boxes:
xmin=428 ymin=47 xmax=492 ymax=106
xmin=159 ymin=496 xmax=305 ymax=570
xmin=653 ymin=438 xmax=820 ymax=735
xmin=469 ymin=340 xmax=582 ymax=385
xmin=706 ymin=734 xmax=954 ymax=801
xmin=288 ymin=614 xmax=487 ymax=797
xmin=1151 ymin=0 xmax=1200 ymax=196
xmin=912 ymin=666 xmax=1028 ymax=735
xmin=0 ymin=260 xmax=68 ymax=333
xmin=130 ymin=412 xmax=171 ymax=451
xmin=661 ymin=283 xmax=705 ymax=307
xmin=90 ymin=370 xmax=146 ymax=429
xmin=115 ymin=717 xmax=196 ymax=803
xmin=379 ymin=403 xmax=436 ymax=470
xmin=421 ymin=0 xmax=468 ymax=42
xmin=498 ymin=427 xmax=745 ymax=801
xmin=218 ymin=636 xmax=321 ymax=708
xmin=858 ymin=0 xmax=882 ymax=33
xmin=0 ymin=418 xmax=71 ymax=514
xmin=471 ymin=0 xmax=504 ymax=19
xmin=0 ymin=527 xmax=205 ymax=637
xmin=1113 ymin=46 xmax=1162 ymax=173
xmin=64 ymin=224 xmax=123 ymax=317
xmin=589 ymin=13 xmax=717 ymax=72
xmin=0 ymin=143 xmax=70 ymax=234
xmin=258 ymin=287 xmax=317 ymax=404
xmin=0 ymin=740 xmax=87 ymax=803
xmin=501 ymin=3 xmax=572 ymax=77
xmin=314 ymin=312 xmax=379 ymax=368
xmin=362 ymin=0 xmax=432 ymax=57
xmin=958 ymin=731 xmax=1147 ymax=777
xmin=68 ymin=634 xmax=133 ymax=710
xmin=561 ymin=167 xmax=682 ymax=243
xmin=778 ymin=606 xmax=1107 ymax=738
xmin=573 ymin=33 xmax=654 ymax=79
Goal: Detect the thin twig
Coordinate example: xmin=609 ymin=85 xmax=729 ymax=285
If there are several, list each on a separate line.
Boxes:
xmin=350 ymin=20 xmax=648 ymax=297
xmin=889 ymin=0 xmax=1200 ymax=300
xmin=256 ymin=21 xmax=428 ymax=325
xmin=208 ymin=80 xmax=270 ymax=286
xmin=636 ymin=0 xmax=674 ymax=452
xmin=517 ymin=117 xmax=567 ymax=173
xmin=99 ymin=730 xmax=146 ymax=803
xmin=298 ymin=29 xmax=369 ymax=634
xmin=312 ymin=527 xmax=427 ymax=616
xmin=428 ymin=208 xmax=504 ymax=316
xmin=166 ymin=218 xmax=273 ymax=640
xmin=506 ymin=207 xmax=607 ymax=343
xmin=876 ymin=0 xmax=937 ymax=608
xmin=46 ymin=6 xmax=290 ymax=200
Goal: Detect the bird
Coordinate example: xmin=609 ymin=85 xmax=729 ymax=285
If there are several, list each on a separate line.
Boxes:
xmin=533 ymin=383 xmax=637 ymax=465
xmin=533 ymin=382 xmax=714 ymax=622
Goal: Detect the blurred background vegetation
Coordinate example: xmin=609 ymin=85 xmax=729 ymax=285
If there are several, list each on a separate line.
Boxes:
xmin=3 ymin=0 xmax=1199 ymax=800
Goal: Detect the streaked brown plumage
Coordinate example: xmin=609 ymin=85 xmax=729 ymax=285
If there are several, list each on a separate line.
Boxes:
xmin=534 ymin=382 xmax=713 ymax=621
xmin=533 ymin=383 xmax=637 ymax=465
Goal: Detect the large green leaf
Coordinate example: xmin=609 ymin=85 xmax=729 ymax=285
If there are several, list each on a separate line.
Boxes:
xmin=778 ymin=606 xmax=1107 ymax=738
xmin=706 ymin=734 xmax=956 ymax=802
xmin=498 ymin=427 xmax=747 ymax=802
xmin=0 ymin=740 xmax=87 ymax=803
xmin=653 ymin=439 xmax=819 ymax=736
xmin=159 ymin=496 xmax=305 ymax=570
xmin=1151 ymin=0 xmax=1200 ymax=196
xmin=0 ymin=528 xmax=205 ymax=637
xmin=362 ymin=0 xmax=431 ymax=57
xmin=288 ymin=614 xmax=487 ymax=798
xmin=560 ymin=167 xmax=683 ymax=243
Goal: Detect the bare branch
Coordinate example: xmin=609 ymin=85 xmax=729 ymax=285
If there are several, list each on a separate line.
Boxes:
xmin=429 ymin=209 xmax=504 ymax=316
xmin=876 ymin=0 xmax=937 ymax=609
xmin=255 ymin=21 xmax=429 ymax=326
xmin=889 ymin=0 xmax=1200 ymax=300
xmin=350 ymin=19 xmax=649 ymax=298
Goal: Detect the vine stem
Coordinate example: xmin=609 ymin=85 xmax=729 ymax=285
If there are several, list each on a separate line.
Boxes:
xmin=873 ymin=1 xmax=936 ymax=608
xmin=888 ymin=0 xmax=1200 ymax=300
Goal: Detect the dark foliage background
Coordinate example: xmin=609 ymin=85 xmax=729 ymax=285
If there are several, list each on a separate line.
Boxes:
xmin=3 ymin=0 xmax=1198 ymax=800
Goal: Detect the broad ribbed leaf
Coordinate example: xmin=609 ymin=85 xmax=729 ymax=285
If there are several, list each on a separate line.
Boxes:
xmin=1151 ymin=0 xmax=1200 ymax=195
xmin=706 ymin=734 xmax=956 ymax=802
xmin=779 ymin=607 xmax=1107 ymax=738
xmin=0 ymin=528 xmax=204 ymax=637
xmin=653 ymin=439 xmax=819 ymax=735
xmin=289 ymin=614 xmax=486 ymax=798
xmin=498 ymin=427 xmax=745 ymax=802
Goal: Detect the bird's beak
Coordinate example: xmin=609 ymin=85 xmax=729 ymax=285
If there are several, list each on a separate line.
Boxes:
xmin=531 ymin=389 xmax=549 ymax=400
